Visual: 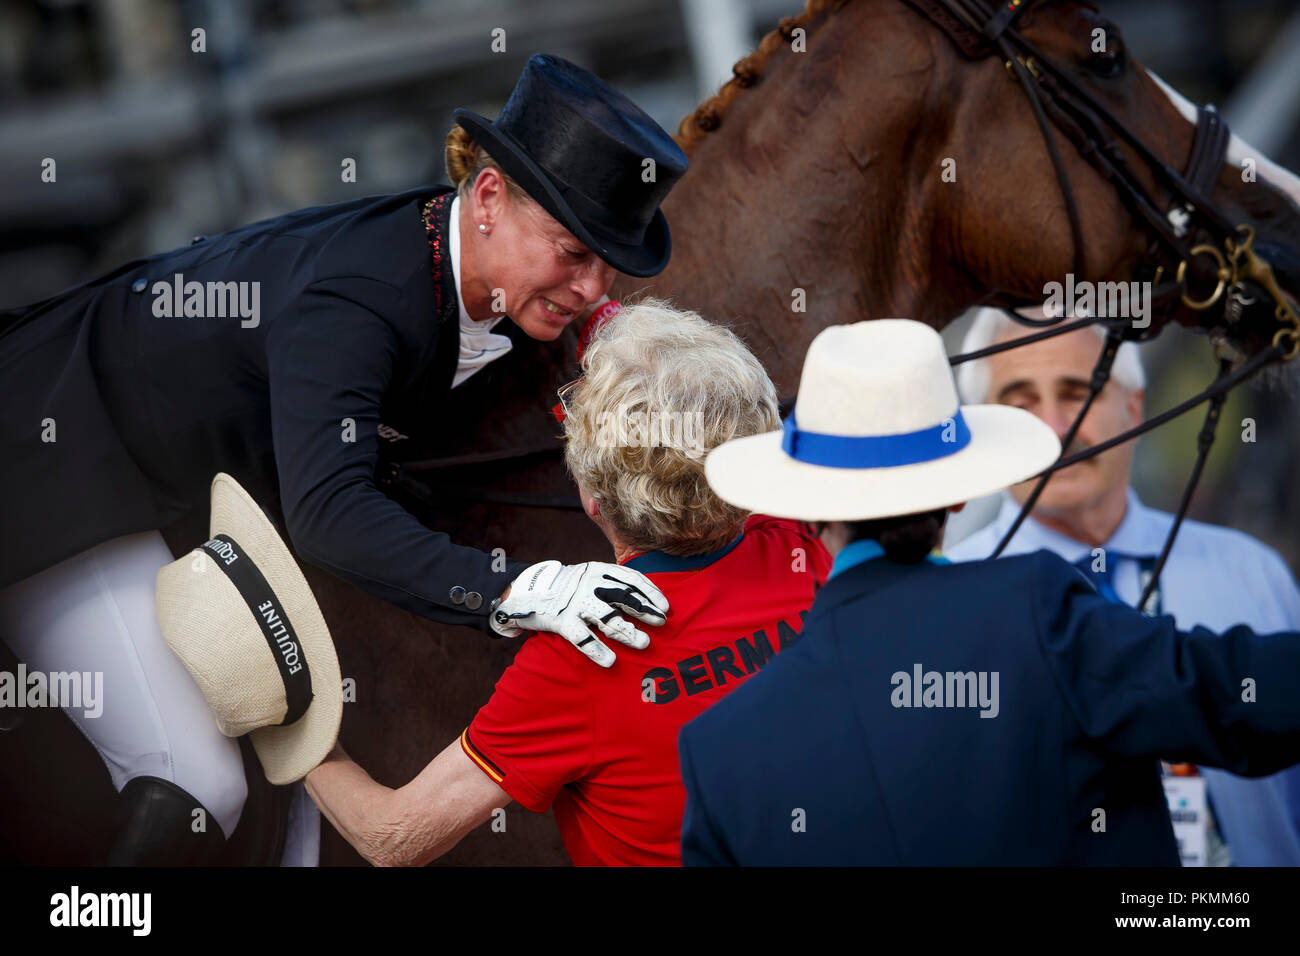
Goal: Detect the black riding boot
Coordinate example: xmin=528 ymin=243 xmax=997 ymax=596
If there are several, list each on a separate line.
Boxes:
xmin=107 ymin=776 xmax=227 ymax=866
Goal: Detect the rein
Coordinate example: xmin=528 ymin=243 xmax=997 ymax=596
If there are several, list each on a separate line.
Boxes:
xmin=378 ymin=447 xmax=584 ymax=513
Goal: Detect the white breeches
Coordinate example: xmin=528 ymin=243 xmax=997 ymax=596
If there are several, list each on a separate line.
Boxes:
xmin=0 ymin=530 xmax=248 ymax=838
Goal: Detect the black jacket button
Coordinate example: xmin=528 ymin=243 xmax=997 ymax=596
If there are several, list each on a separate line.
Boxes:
xmin=464 ymin=591 xmax=483 ymax=610
xmin=449 ymin=586 xmax=466 ymax=605
xmin=131 ymin=278 xmax=148 ymax=293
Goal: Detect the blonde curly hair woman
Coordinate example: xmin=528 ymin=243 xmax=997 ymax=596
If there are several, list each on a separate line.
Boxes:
xmin=305 ymin=300 xmax=831 ymax=866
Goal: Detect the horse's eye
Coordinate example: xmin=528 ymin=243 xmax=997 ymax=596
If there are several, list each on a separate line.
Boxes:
xmin=1085 ymin=42 xmax=1126 ymax=79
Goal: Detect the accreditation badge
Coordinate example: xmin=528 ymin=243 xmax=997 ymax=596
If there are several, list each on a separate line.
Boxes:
xmin=1161 ymin=766 xmax=1208 ymax=866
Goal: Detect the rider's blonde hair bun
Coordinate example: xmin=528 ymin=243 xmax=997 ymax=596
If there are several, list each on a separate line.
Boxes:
xmin=444 ymin=124 xmax=526 ymax=201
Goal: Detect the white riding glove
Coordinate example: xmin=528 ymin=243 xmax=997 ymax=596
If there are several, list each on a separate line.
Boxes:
xmin=488 ymin=560 xmax=669 ymax=667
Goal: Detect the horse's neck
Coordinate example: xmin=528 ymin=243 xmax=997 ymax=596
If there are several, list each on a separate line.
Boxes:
xmin=640 ymin=152 xmax=971 ymax=396
xmin=630 ymin=6 xmax=976 ymax=393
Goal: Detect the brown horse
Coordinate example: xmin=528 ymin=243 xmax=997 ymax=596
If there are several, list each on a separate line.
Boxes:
xmin=3 ymin=0 xmax=1298 ymax=866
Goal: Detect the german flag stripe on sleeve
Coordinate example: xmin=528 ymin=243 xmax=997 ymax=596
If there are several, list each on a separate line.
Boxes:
xmin=460 ymin=728 xmax=505 ymax=783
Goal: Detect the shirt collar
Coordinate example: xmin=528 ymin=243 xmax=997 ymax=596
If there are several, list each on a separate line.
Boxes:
xmin=448 ymin=195 xmax=513 ymax=388
xmin=1105 ymin=488 xmax=1172 ymax=558
xmin=830 ymin=540 xmax=885 ymax=579
xmin=622 ymin=534 xmax=744 ymax=575
xmin=829 ymin=539 xmax=951 ymax=580
xmin=988 ymin=487 xmax=1168 ymax=561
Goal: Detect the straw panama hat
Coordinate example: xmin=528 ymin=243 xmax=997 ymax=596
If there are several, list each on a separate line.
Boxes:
xmin=705 ymin=319 xmax=1062 ymax=521
xmin=155 ymin=473 xmax=342 ymax=785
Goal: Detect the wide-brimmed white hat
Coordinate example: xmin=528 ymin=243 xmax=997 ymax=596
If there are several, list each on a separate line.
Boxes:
xmin=155 ymin=473 xmax=342 ymax=785
xmin=706 ymin=319 xmax=1061 ymax=521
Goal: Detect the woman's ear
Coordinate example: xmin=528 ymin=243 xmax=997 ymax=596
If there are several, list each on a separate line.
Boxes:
xmin=471 ymin=166 xmax=508 ymax=231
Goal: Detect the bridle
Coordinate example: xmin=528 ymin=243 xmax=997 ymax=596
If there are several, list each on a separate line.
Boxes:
xmin=909 ymin=0 xmax=1300 ymax=608
xmin=909 ymin=0 xmax=1300 ymax=343
xmin=388 ymin=0 xmax=1300 ymax=615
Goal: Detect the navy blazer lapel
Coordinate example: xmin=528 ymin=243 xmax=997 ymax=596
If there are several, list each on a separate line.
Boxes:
xmin=425 ymin=191 xmax=462 ymax=395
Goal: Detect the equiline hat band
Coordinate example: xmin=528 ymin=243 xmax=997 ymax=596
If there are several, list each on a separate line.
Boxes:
xmin=198 ymin=534 xmax=313 ymax=725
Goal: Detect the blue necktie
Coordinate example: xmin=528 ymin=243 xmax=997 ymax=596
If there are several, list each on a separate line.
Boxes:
xmin=1073 ymin=555 xmax=1123 ymax=605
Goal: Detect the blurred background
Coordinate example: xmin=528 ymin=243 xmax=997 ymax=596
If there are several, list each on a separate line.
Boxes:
xmin=1 ymin=0 xmax=1298 ymax=571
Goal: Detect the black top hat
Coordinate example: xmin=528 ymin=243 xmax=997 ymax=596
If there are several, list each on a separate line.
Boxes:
xmin=453 ymin=54 xmax=689 ymax=277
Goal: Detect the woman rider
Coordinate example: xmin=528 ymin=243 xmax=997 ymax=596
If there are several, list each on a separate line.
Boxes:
xmin=0 ymin=54 xmax=686 ymax=865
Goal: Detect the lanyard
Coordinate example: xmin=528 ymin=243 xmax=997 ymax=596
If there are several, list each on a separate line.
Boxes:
xmin=1136 ymin=556 xmax=1163 ymax=617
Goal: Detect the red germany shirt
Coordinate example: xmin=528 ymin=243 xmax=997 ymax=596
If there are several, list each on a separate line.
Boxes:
xmin=462 ymin=515 xmax=831 ymax=865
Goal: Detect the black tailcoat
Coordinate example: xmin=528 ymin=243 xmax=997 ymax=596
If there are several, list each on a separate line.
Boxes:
xmin=0 ymin=185 xmax=531 ymax=630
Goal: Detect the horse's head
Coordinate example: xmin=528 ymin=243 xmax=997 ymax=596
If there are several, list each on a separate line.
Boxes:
xmin=647 ymin=0 xmax=1299 ymax=390
xmin=931 ymin=0 xmax=1300 ymax=357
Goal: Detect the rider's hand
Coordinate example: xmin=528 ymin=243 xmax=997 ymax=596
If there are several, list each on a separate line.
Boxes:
xmin=488 ymin=560 xmax=669 ymax=667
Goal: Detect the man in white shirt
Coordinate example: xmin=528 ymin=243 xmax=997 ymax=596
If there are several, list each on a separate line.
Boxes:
xmin=947 ymin=307 xmax=1300 ymax=866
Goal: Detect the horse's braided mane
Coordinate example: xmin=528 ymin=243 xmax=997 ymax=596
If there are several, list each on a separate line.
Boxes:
xmin=675 ymin=0 xmax=851 ymax=152
xmin=674 ymin=0 xmax=1074 ymax=151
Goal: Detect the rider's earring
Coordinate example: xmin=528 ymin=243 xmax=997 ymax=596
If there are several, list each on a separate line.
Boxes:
xmin=478 ymin=223 xmax=488 ymax=234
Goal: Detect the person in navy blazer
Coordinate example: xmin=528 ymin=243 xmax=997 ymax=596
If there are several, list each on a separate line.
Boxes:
xmin=690 ymin=319 xmax=1300 ymax=865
